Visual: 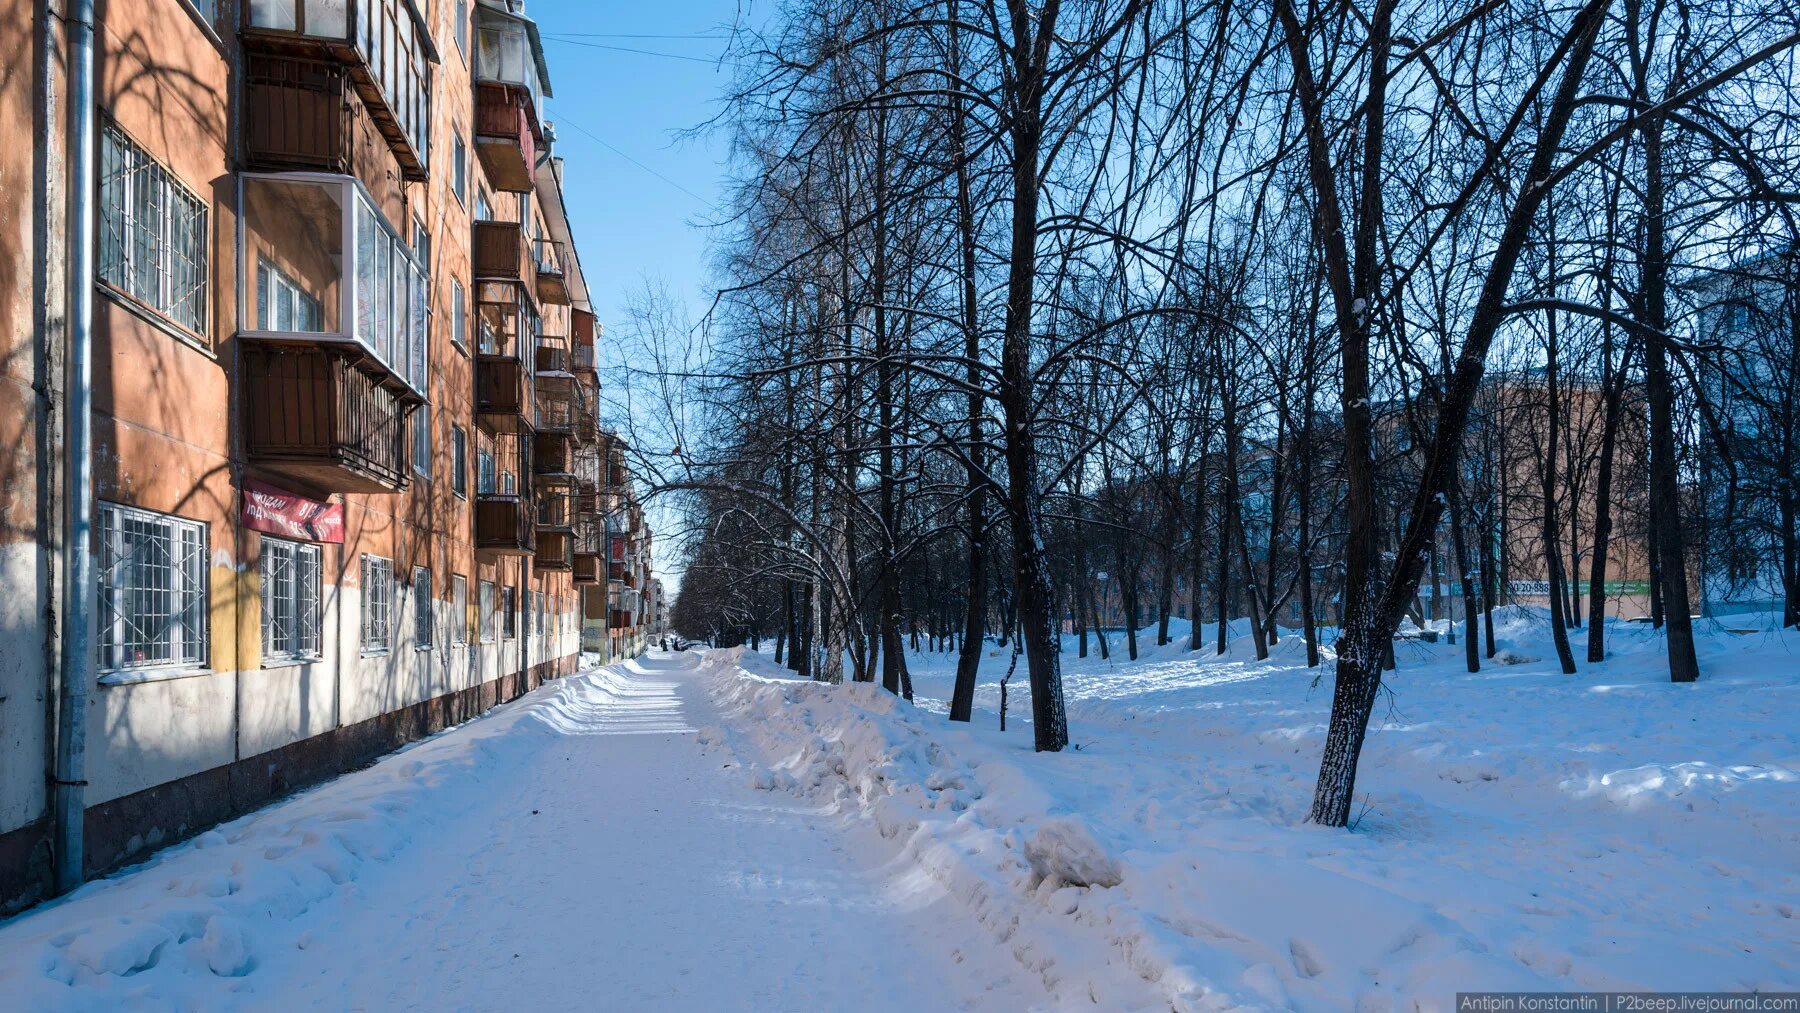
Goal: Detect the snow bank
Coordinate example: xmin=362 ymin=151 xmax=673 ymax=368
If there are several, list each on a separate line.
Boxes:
xmin=705 ymin=613 xmax=1800 ymax=1010
xmin=0 ymin=663 xmax=658 ymax=1011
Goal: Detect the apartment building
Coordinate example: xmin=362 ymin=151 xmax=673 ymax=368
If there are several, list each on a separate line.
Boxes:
xmin=0 ymin=0 xmax=644 ymax=913
xmin=582 ymin=430 xmax=655 ymax=661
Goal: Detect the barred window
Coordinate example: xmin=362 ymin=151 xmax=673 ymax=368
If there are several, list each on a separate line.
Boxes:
xmin=261 ymin=537 xmax=321 ymax=662
xmin=501 ymin=586 xmax=517 ymax=639
xmin=100 ymin=123 xmax=208 ymax=336
xmin=479 ymin=579 xmax=496 ymax=643
xmin=413 ymin=566 xmax=433 ymax=649
xmin=452 ymin=574 xmax=468 ymax=645
xmin=362 ymin=555 xmax=394 ymax=652
xmin=99 ymin=503 xmax=208 ymax=671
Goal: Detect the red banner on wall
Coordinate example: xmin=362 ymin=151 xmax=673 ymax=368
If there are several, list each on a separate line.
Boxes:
xmin=241 ymin=480 xmax=344 ymax=544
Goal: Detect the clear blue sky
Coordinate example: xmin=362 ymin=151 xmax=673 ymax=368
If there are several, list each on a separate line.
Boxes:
xmin=533 ymin=0 xmax=742 ymax=335
xmin=529 ymin=1 xmax=749 ymax=592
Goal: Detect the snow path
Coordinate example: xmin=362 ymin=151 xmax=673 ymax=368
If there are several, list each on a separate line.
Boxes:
xmin=0 ymin=652 xmax=1043 ymax=1011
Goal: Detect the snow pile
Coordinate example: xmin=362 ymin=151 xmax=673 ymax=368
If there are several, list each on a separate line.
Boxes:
xmin=707 ymin=612 xmax=1800 ymax=1010
xmin=0 ymin=664 xmax=656 ymax=1011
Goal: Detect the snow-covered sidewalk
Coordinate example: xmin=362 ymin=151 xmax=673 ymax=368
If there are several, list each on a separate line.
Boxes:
xmin=0 ymin=651 xmax=1044 ymax=1011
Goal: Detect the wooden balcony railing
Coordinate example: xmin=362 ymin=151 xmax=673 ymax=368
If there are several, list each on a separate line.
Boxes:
xmin=473 ymin=81 xmax=538 ymax=193
xmin=475 ymin=495 xmax=534 ymax=555
xmin=476 ymin=354 xmax=529 ymax=428
xmin=243 ymin=345 xmax=409 ymax=493
xmin=472 ymin=220 xmax=531 ymax=283
xmin=535 ymin=529 xmax=574 ymax=571
xmin=534 ymin=239 xmax=569 ymax=305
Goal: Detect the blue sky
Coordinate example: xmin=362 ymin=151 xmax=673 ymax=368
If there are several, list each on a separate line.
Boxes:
xmin=529 ymin=1 xmax=750 ymax=590
xmin=533 ymin=0 xmax=743 ymax=335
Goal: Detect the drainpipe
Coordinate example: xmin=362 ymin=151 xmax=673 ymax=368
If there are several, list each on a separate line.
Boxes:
xmin=52 ymin=0 xmax=98 ymax=896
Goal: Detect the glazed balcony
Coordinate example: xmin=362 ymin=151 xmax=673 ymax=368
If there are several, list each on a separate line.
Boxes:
xmin=239 ymin=0 xmax=434 ymax=180
xmin=242 ymin=345 xmax=410 ymax=493
xmin=472 ymin=5 xmax=550 ymax=192
xmin=238 ymin=173 xmax=429 ymax=399
xmin=534 ymin=239 xmax=569 ymax=305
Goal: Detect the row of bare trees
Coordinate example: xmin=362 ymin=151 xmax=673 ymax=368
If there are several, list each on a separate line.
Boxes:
xmin=646 ymin=0 xmax=1800 ymax=827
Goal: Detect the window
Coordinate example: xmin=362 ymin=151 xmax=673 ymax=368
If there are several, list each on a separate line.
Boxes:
xmin=99 ymin=124 xmax=208 ymax=337
xmin=501 ymin=586 xmax=517 ymax=639
xmin=261 ymin=537 xmax=321 ymax=662
xmin=534 ymin=591 xmax=544 ymax=639
xmin=475 ymin=188 xmax=491 ymax=223
xmin=478 ymin=444 xmax=496 ymax=495
xmin=453 ymin=132 xmax=467 ymax=206
xmin=98 ymin=503 xmax=208 ymax=671
xmin=452 ymin=574 xmax=468 ymax=645
xmin=479 ymin=579 xmax=496 ymax=643
xmin=452 ymin=425 xmax=468 ymax=498
xmin=414 ymin=566 xmax=434 ymax=649
xmin=454 ymin=0 xmax=469 ymax=54
xmin=413 ymin=405 xmax=432 ymax=479
xmin=256 ymin=256 xmax=324 ymax=331
xmin=451 ymin=279 xmax=467 ymax=351
xmin=362 ymin=555 xmax=394 ymax=652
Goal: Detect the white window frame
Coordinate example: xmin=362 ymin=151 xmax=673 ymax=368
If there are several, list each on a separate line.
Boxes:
xmin=451 ymin=278 xmax=467 ymax=353
xmin=261 ymin=536 xmax=322 ymax=664
xmin=413 ymin=566 xmax=434 ymax=650
xmin=98 ymin=503 xmax=209 ymax=672
xmin=361 ymin=555 xmax=394 ymax=654
xmin=479 ymin=579 xmax=496 ymax=643
xmin=256 ymin=254 xmax=325 ymax=332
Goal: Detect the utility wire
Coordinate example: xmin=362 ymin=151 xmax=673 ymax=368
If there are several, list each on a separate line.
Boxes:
xmin=550 ymin=111 xmax=718 ymax=209
xmin=540 ymin=36 xmax=738 ymax=67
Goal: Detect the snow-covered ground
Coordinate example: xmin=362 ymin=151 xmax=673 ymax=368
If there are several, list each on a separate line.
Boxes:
xmin=709 ymin=610 xmax=1800 ymax=1010
xmin=0 ymin=652 xmax=1047 ymax=1011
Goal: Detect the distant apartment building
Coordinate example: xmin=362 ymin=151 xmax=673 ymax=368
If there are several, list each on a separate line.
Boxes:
xmin=0 ymin=0 xmax=650 ymax=912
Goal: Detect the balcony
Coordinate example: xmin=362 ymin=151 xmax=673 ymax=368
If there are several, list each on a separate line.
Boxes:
xmin=473 ymin=82 xmax=538 ymax=193
xmin=242 ymin=345 xmax=410 ymax=493
xmin=533 ymin=430 xmax=572 ymax=477
xmin=476 ymin=355 xmax=528 ymax=427
xmin=239 ymin=0 xmax=435 ymax=180
xmin=535 ymin=332 xmax=571 ymax=374
xmin=573 ymin=552 xmax=603 ymax=585
xmin=534 ymin=239 xmax=569 ymax=305
xmin=472 ymin=220 xmax=531 ymax=285
xmin=535 ymin=529 xmax=574 ymax=570
xmin=473 ymin=4 xmax=550 ymax=191
xmin=239 ymin=173 xmax=428 ymax=398
xmin=242 ymin=55 xmax=360 ymax=175
xmin=475 ymin=495 xmax=534 ymax=556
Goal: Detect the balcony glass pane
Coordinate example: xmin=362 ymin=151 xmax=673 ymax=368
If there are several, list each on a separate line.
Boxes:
xmin=249 ymin=0 xmax=297 ymax=30
xmin=244 ymin=174 xmax=425 ymax=395
xmin=305 ymin=0 xmax=347 ymax=35
xmin=242 ymin=176 xmax=343 ymax=335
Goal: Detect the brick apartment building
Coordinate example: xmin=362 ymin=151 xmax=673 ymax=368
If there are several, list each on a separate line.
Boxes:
xmin=0 ymin=0 xmax=652 ymax=912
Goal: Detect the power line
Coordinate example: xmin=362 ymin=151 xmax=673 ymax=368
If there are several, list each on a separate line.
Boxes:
xmin=541 ymin=31 xmax=731 ymax=40
xmin=550 ymin=111 xmax=717 ymax=209
xmin=540 ymin=36 xmax=738 ymax=68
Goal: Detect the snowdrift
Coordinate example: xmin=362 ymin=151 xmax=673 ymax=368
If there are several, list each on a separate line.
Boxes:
xmin=706 ymin=611 xmax=1800 ymax=1010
